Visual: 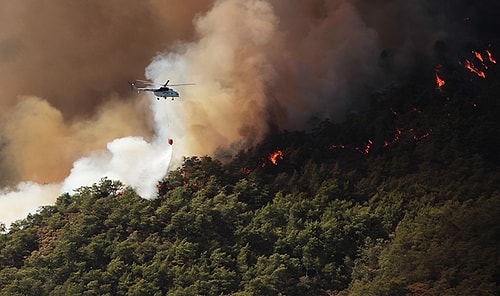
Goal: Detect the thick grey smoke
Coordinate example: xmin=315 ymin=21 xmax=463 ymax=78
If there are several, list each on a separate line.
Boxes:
xmin=147 ymin=0 xmax=494 ymax=158
xmin=145 ymin=0 xmax=384 ymax=157
xmin=0 ymin=0 xmax=212 ymax=116
xmin=1 ymin=0 xmax=489 ymax=226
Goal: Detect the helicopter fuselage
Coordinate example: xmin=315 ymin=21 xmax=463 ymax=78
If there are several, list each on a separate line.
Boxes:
xmin=128 ymin=81 xmax=189 ymax=99
xmin=153 ymin=87 xmax=179 ymax=98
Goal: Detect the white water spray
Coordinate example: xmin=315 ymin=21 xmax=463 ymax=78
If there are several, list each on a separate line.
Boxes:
xmin=0 ymin=97 xmax=174 ymax=227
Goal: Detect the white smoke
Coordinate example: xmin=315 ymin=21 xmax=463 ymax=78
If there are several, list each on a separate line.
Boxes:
xmin=60 ymin=136 xmax=172 ymax=199
xmin=59 ymin=91 xmax=175 ymax=198
xmin=0 ymin=97 xmax=173 ymax=227
xmin=0 ymin=183 xmax=60 ymax=228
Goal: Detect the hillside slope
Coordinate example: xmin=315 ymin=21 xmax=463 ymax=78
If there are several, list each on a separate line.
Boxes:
xmin=1 ymin=49 xmax=499 ymax=295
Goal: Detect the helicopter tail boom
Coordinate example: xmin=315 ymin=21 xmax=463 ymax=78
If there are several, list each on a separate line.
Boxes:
xmin=127 ymin=81 xmax=138 ymax=91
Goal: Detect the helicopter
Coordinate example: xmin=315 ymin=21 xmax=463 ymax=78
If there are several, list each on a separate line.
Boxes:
xmin=128 ymin=80 xmax=194 ymax=100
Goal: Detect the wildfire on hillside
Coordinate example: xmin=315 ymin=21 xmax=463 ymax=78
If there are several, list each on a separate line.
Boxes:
xmin=329 ymin=126 xmax=434 ymax=156
xmin=435 ymin=64 xmax=445 ymax=90
xmin=485 ymin=50 xmax=497 ymax=63
xmin=390 ymin=108 xmax=399 ymax=117
xmin=330 ymin=140 xmax=374 ymax=155
xmin=462 ymin=59 xmax=486 ymax=78
xmin=267 ymin=46 xmax=493 ymax=167
xmin=268 ymin=150 xmax=284 ymax=165
xmin=460 ymin=49 xmax=496 ymax=79
xmin=385 ymin=127 xmax=433 ymax=146
xmin=356 ymin=139 xmax=373 ymax=155
xmin=330 ymin=144 xmax=346 ymax=150
xmin=384 ymin=128 xmax=403 ymax=147
xmin=473 ymin=51 xmax=484 ymax=63
xmin=241 ymin=167 xmax=252 ymax=175
xmin=410 ymin=128 xmax=433 ymax=141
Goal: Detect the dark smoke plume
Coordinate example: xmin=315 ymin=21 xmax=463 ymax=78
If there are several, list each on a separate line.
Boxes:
xmin=146 ymin=0 xmax=500 ymax=156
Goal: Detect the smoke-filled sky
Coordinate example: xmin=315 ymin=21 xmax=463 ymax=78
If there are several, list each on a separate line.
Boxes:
xmin=1 ymin=0 xmax=498 ymax=226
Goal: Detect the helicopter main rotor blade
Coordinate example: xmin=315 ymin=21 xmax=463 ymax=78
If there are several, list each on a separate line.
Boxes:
xmin=135 ymin=79 xmax=155 ymax=85
xmin=168 ymin=83 xmax=196 ymax=86
xmin=133 ymin=79 xmax=195 ymax=87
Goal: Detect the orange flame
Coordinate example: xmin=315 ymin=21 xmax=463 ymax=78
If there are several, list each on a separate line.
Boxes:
xmin=486 ymin=50 xmax=497 ymax=63
xmin=472 ymin=50 xmax=484 ymax=62
xmin=412 ymin=107 xmax=422 ymax=113
xmin=463 ymin=59 xmax=486 ymax=78
xmin=356 ymin=139 xmax=373 ymax=154
xmin=434 ymin=64 xmax=445 ymax=90
xmin=330 ymin=144 xmax=346 ymax=150
xmin=384 ymin=128 xmax=403 ymax=147
xmin=460 ymin=49 xmax=496 ymax=78
xmin=383 ymin=127 xmax=431 ymax=147
xmin=268 ymin=150 xmax=283 ymax=165
xmin=410 ymin=128 xmax=432 ymax=141
xmin=242 ymin=167 xmax=252 ymax=174
xmin=390 ymin=108 xmax=399 ymax=116
xmin=435 ymin=73 xmax=445 ymax=89
xmin=365 ymin=140 xmax=373 ymax=154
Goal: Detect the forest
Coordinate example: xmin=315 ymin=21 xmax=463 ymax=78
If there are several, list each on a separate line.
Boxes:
xmin=1 ymin=51 xmax=500 ymax=295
